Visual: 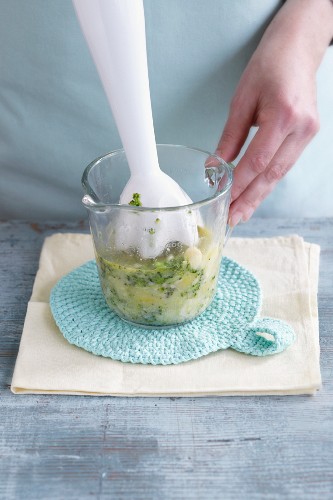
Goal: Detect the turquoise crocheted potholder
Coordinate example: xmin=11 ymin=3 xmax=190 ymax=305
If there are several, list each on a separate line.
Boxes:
xmin=50 ymin=258 xmax=295 ymax=365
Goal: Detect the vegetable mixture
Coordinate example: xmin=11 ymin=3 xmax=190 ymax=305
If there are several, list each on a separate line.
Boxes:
xmin=96 ymin=226 xmax=222 ymax=327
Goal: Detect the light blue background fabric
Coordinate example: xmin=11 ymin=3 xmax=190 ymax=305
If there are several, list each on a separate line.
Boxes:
xmin=0 ymin=0 xmax=332 ymax=220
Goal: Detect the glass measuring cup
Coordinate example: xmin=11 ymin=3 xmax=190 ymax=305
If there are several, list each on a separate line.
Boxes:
xmin=82 ymin=144 xmax=233 ymax=328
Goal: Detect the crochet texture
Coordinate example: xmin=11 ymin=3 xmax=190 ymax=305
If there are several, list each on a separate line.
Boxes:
xmin=50 ymin=258 xmax=295 ymax=365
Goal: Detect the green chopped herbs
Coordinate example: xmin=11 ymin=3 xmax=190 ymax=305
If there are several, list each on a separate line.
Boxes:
xmin=128 ymin=192 xmax=142 ymax=206
xmin=96 ymin=227 xmax=221 ymax=326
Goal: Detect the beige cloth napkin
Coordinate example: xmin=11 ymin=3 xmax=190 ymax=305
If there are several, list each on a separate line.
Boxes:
xmin=11 ymin=233 xmax=321 ymax=396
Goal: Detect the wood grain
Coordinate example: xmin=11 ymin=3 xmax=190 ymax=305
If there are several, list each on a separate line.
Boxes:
xmin=0 ymin=219 xmax=332 ymax=500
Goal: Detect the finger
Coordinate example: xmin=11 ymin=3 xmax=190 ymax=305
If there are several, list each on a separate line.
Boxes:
xmin=228 ymin=132 xmax=306 ymax=226
xmin=229 ymin=175 xmax=278 ymax=227
xmin=230 ymin=124 xmax=288 ymax=203
xmin=215 ymin=96 xmax=254 ymax=162
xmin=204 ymin=155 xmax=221 ymax=168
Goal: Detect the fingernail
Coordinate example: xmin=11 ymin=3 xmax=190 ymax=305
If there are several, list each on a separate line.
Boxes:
xmin=205 ymin=155 xmax=220 ymax=168
xmin=229 ymin=212 xmax=244 ymax=228
xmin=242 ymin=209 xmax=254 ymax=223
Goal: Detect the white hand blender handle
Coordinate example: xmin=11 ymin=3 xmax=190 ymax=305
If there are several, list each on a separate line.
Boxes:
xmin=72 ymin=0 xmax=160 ymax=177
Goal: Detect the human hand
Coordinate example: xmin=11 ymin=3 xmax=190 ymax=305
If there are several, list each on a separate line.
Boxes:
xmin=216 ymin=0 xmax=333 ymax=227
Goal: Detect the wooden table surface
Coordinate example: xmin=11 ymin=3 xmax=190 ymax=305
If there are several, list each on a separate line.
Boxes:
xmin=1 ymin=218 xmax=332 ymax=500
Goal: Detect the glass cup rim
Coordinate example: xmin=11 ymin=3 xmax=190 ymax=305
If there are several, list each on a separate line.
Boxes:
xmin=81 ymin=143 xmax=233 ymax=212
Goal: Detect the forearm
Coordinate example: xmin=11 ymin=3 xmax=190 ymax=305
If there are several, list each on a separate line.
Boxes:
xmin=260 ymin=0 xmax=333 ymax=72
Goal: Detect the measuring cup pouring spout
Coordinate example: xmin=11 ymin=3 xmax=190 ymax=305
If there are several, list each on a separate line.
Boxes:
xmin=82 ymin=194 xmax=105 ymax=212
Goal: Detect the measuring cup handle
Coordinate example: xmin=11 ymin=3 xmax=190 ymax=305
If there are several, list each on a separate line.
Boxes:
xmin=223 ymin=161 xmax=236 ymax=247
xmin=224 ymin=223 xmax=233 ymax=246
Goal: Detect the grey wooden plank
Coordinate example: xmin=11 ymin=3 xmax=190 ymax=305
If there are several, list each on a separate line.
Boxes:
xmin=0 ymin=219 xmax=332 ymax=500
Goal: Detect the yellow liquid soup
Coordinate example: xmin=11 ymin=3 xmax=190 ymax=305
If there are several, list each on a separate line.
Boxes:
xmin=96 ymin=227 xmax=222 ymax=326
